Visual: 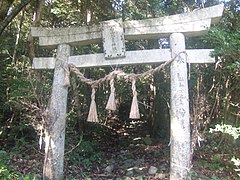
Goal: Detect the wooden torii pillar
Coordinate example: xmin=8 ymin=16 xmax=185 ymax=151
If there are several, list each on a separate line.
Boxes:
xmin=31 ymin=4 xmax=224 ymax=180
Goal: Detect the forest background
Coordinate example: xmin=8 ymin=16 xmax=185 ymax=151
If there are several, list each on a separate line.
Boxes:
xmin=0 ymin=0 xmax=239 ymax=179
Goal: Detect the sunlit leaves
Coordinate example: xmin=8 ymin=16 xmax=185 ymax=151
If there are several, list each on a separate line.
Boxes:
xmin=209 ymin=124 xmax=240 ymax=140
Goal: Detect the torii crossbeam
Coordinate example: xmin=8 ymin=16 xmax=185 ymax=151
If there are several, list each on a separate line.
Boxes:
xmin=31 ymin=4 xmax=224 ymax=180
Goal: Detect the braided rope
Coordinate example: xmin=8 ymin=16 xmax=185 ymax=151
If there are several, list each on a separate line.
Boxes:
xmin=87 ymin=87 xmax=99 ymax=122
xmin=68 ymin=51 xmax=187 ymax=86
xmin=66 ymin=51 xmax=187 ymax=121
xmin=106 ymin=78 xmax=116 ymax=111
xmin=129 ymin=79 xmax=140 ymax=119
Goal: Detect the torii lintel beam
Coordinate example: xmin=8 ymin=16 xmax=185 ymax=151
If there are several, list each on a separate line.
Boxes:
xmin=32 ymin=49 xmax=215 ymax=69
xmin=31 ymin=4 xmax=224 ymax=48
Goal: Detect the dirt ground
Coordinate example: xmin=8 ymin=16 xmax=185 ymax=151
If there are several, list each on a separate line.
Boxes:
xmin=5 ymin=120 xmax=239 ymax=179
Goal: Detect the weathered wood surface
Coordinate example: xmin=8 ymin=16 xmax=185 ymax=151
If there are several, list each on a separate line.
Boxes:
xmin=170 ymin=33 xmax=191 ymax=179
xmin=32 ymin=49 xmax=215 ymax=69
xmin=43 ymin=44 xmax=70 ymax=180
xmin=31 ymin=4 xmax=224 ymax=47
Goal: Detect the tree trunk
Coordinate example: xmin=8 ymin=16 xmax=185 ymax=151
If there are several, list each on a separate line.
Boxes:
xmin=33 ymin=0 xmax=44 ymax=27
xmin=0 ymin=0 xmax=32 ymax=35
xmin=13 ymin=10 xmax=25 ymax=63
xmin=0 ymin=0 xmax=14 ymax=22
xmin=147 ymin=75 xmax=154 ymax=133
xmin=151 ymin=72 xmax=170 ymax=140
xmin=27 ymin=0 xmax=44 ymax=107
xmin=71 ymin=74 xmax=85 ymax=134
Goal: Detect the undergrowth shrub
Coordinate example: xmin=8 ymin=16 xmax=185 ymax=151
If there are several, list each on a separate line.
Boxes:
xmin=210 ymin=123 xmax=240 ymax=177
xmin=0 ymin=150 xmax=19 ymax=179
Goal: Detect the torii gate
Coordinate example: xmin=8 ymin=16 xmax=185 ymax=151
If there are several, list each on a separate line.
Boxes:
xmin=31 ymin=4 xmax=224 ymax=180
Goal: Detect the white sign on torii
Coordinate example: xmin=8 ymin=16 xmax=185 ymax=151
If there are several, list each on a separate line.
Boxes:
xmin=31 ymin=4 xmax=224 ymax=180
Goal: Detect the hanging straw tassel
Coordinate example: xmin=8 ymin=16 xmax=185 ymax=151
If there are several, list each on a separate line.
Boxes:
xmin=63 ymin=66 xmax=70 ymax=87
xmin=87 ymin=87 xmax=99 ymax=122
xmin=106 ymin=78 xmax=117 ymax=111
xmin=129 ymin=79 xmax=140 ymax=119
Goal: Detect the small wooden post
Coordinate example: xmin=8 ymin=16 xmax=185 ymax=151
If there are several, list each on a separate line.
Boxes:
xmin=170 ymin=33 xmax=191 ymax=179
xmin=43 ymin=44 xmax=70 ymax=180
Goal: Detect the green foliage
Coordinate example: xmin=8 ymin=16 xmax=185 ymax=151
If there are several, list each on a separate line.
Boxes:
xmin=0 ymin=150 xmax=19 ymax=179
xmin=231 ymin=157 xmax=240 ymax=177
xmin=210 ymin=123 xmax=240 ymax=176
xmin=65 ymin=139 xmax=105 ymax=170
xmin=198 ymin=159 xmax=225 ymax=171
xmin=19 ymin=175 xmax=40 ymax=180
xmin=204 ymin=0 xmax=240 ymax=155
xmin=0 ymin=166 xmax=19 ymax=180
xmin=0 ymin=150 xmax=9 ymax=166
xmin=209 ymin=124 xmax=240 ymax=140
xmin=206 ymin=1 xmax=240 ymax=74
xmin=207 ymin=27 xmax=240 ymax=63
xmin=0 ymin=150 xmax=40 ymax=180
xmin=187 ymin=169 xmax=223 ymax=180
